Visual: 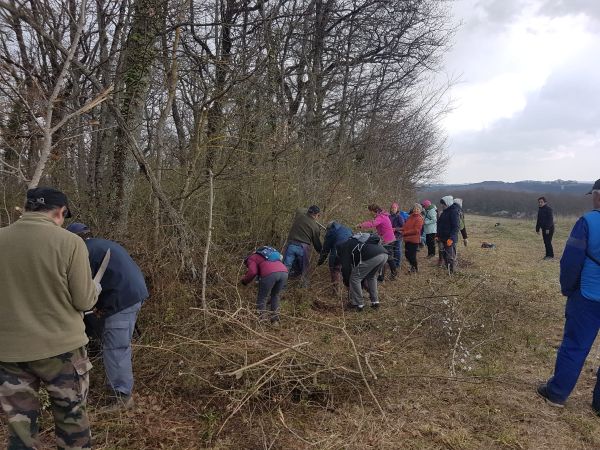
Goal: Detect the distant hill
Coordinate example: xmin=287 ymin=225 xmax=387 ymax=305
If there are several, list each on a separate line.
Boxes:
xmin=419 ymin=180 xmax=592 ymax=195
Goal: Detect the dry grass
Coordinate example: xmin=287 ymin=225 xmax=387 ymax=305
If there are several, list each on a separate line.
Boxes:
xmin=3 ymin=214 xmax=600 ymax=449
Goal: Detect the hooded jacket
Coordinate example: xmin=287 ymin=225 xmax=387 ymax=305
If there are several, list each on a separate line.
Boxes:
xmin=437 ymin=196 xmax=460 ymax=243
xmin=423 ymin=205 xmax=437 ymax=235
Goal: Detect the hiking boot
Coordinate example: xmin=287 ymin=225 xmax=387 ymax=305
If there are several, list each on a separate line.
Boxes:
xmin=98 ymin=392 xmax=134 ymax=414
xmin=536 ymin=384 xmax=564 ymax=408
xmin=270 ymin=320 xmax=280 ymax=328
xmin=377 ymin=275 xmax=384 ymax=282
xmin=371 ymin=301 xmax=380 ymax=308
xmin=543 ymin=256 xmax=554 ymax=260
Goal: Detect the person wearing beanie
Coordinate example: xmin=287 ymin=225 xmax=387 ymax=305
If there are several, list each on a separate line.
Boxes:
xmin=389 ymin=202 xmax=405 ymax=271
xmin=284 ymin=206 xmax=323 ymax=287
xmin=422 ymin=199 xmax=437 ymax=257
xmin=437 ymin=195 xmax=460 ymax=274
xmin=67 ymin=223 xmax=148 ymax=413
xmin=0 ymin=188 xmax=97 ymax=449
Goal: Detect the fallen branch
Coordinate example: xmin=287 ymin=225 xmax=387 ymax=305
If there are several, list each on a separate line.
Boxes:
xmin=216 ymin=342 xmax=310 ymax=379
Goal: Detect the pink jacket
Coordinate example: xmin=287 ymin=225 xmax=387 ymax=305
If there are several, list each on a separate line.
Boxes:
xmin=360 ymin=212 xmax=396 ymax=244
xmin=241 ymin=253 xmax=288 ymax=285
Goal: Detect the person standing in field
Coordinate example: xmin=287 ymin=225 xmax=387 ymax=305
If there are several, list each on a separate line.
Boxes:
xmin=402 ymin=203 xmax=425 ymax=273
xmin=437 ymin=195 xmax=460 ymax=274
xmin=454 ymin=198 xmax=469 ymax=247
xmin=0 ymin=188 xmax=98 ymax=449
xmin=536 ymin=196 xmax=555 ymax=259
xmin=283 ymin=206 xmax=323 ymax=287
xmin=389 ymin=202 xmax=405 ymax=270
xmin=422 ymin=200 xmax=437 ymax=257
xmin=357 ymin=204 xmax=398 ymax=281
xmin=537 ymin=179 xmax=600 ymax=411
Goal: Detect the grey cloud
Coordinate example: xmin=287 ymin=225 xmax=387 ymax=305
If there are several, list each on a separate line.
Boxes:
xmin=539 ymin=0 xmax=600 ymax=20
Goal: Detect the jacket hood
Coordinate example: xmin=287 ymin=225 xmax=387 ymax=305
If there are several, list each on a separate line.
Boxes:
xmin=441 ymin=195 xmax=454 ymax=207
xmin=426 ymin=204 xmax=437 ymax=211
xmin=454 ymin=198 xmax=463 ymax=208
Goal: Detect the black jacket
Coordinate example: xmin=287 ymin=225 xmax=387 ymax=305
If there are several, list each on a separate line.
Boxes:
xmin=86 ymin=238 xmax=148 ymax=317
xmin=536 ymin=204 xmax=554 ymax=232
xmin=337 ymin=236 xmax=387 ymax=286
xmin=437 ymin=203 xmax=460 ymax=243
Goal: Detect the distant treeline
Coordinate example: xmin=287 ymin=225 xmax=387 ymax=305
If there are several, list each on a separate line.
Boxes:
xmin=420 ymin=189 xmax=590 ymax=218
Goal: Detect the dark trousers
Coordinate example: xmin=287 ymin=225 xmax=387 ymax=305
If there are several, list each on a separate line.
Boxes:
xmin=542 ymin=227 xmax=554 ymax=257
xmin=405 ymin=242 xmax=419 ymax=271
xmin=425 ymin=233 xmax=436 ymax=256
xmin=257 ymin=272 xmax=288 ymax=322
xmin=547 ymin=292 xmax=600 ymax=407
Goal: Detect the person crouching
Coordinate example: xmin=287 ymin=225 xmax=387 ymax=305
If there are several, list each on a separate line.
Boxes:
xmin=337 ymin=233 xmax=388 ymax=311
xmin=241 ymin=247 xmax=288 ymax=326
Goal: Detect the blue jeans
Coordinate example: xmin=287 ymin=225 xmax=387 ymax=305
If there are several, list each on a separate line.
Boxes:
xmin=103 ymin=302 xmax=142 ymax=396
xmin=284 ymin=242 xmax=311 ymax=287
xmin=546 ymin=292 xmax=600 ymax=407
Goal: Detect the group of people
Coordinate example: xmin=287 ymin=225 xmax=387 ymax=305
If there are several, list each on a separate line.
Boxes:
xmin=0 ymin=187 xmax=148 ymax=449
xmin=4 ymin=178 xmax=600 ymax=449
xmin=240 ymin=195 xmax=469 ymax=319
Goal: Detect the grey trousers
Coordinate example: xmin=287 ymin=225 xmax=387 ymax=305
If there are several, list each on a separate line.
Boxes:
xmin=349 ymin=253 xmax=388 ymax=307
xmin=443 ymin=243 xmax=457 ymax=273
xmin=257 ymin=272 xmax=288 ymax=321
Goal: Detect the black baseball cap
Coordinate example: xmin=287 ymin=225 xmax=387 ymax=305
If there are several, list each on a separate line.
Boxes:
xmin=26 ymin=187 xmax=72 ymax=218
xmin=587 ymin=179 xmax=600 ymax=195
xmin=307 ymin=205 xmax=320 ymax=215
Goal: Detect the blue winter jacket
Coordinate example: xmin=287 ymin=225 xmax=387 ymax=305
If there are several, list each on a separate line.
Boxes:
xmin=560 ymin=210 xmax=600 ymax=301
xmin=320 ymin=222 xmax=352 ymax=267
xmin=437 ymin=203 xmax=460 ymax=243
xmin=86 ymin=238 xmax=149 ymax=317
xmin=389 ymin=212 xmax=405 ymax=240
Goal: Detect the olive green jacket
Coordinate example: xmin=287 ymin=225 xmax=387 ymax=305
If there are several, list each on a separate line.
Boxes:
xmin=0 ymin=213 xmax=97 ymax=362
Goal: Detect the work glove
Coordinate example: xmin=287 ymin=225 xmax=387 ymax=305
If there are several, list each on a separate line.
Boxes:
xmin=446 ymin=239 xmax=453 ymax=247
xmin=94 ymin=281 xmax=102 ymax=296
xmin=239 ymin=280 xmax=248 ymax=286
xmin=463 ymin=239 xmax=468 ymax=247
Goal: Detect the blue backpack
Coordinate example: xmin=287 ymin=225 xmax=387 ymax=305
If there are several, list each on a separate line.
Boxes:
xmin=255 ymin=246 xmax=282 ymax=262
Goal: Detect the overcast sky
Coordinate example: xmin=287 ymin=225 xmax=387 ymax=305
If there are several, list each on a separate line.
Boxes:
xmin=440 ymin=0 xmax=600 ymax=184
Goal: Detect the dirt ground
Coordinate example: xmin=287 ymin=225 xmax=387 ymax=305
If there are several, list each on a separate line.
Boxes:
xmin=3 ymin=214 xmax=600 ymax=449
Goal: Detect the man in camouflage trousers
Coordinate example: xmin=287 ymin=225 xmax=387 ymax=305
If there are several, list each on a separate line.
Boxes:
xmin=0 ymin=188 xmax=98 ymax=449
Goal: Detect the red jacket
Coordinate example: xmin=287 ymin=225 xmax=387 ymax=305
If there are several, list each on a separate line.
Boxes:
xmin=241 ymin=253 xmax=288 ymax=285
xmin=402 ymin=213 xmax=424 ymax=244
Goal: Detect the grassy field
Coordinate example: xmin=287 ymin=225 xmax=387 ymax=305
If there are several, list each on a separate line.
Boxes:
xmin=3 ymin=214 xmax=600 ymax=449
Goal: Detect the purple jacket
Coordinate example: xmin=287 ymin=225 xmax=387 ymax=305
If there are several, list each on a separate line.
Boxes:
xmin=360 ymin=212 xmax=396 ymax=244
